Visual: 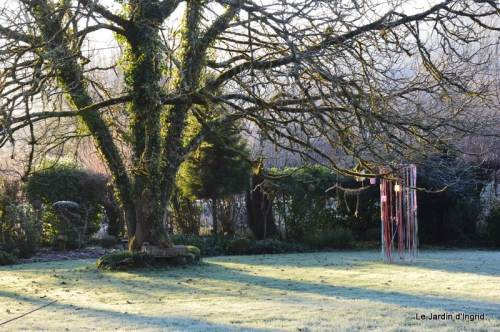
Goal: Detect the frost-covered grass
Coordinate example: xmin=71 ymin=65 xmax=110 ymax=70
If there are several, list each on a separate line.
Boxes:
xmin=0 ymin=250 xmax=499 ymax=331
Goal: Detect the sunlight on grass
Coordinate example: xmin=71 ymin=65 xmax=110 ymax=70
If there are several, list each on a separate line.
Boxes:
xmin=0 ymin=250 xmax=499 ymax=331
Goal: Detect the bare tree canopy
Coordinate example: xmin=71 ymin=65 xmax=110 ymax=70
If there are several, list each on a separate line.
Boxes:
xmin=0 ymin=0 xmax=499 ymax=247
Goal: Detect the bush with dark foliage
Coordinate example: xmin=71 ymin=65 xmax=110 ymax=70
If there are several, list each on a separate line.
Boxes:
xmin=0 ymin=250 xmax=17 ymax=265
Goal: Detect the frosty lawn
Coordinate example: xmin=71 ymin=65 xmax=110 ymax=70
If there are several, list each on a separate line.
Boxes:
xmin=0 ymin=250 xmax=499 ymax=331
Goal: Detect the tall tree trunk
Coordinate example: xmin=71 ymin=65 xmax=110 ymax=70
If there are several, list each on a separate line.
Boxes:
xmin=124 ymin=0 xmax=177 ymax=250
xmin=103 ymin=202 xmax=120 ymax=238
xmin=212 ymin=197 xmax=218 ymax=236
xmin=30 ymin=0 xmax=140 ymax=247
xmin=131 ymin=177 xmax=173 ymax=249
xmin=246 ymin=175 xmax=276 ymax=240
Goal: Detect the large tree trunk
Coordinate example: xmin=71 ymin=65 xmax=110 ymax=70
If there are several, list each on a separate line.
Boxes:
xmin=130 ymin=178 xmax=173 ymax=250
xmin=123 ymin=1 xmax=180 ymax=250
xmin=27 ymin=0 xmax=236 ymax=251
xmin=30 ymin=0 xmax=143 ymax=247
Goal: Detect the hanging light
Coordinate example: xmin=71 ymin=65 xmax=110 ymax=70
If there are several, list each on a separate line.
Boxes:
xmin=355 ymin=170 xmax=366 ymax=182
xmin=370 ymin=178 xmax=376 ymax=185
xmin=381 ymin=195 xmax=387 ymax=202
xmin=394 ymin=184 xmax=401 ymax=192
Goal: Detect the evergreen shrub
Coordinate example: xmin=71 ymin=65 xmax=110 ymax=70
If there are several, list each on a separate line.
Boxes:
xmin=0 ymin=251 xmax=17 ymax=265
xmin=1 ymin=204 xmax=44 ymax=258
xmin=98 ymin=234 xmax=118 ymax=249
xmin=229 ymin=238 xmax=251 ymax=255
xmin=172 ymin=234 xmax=312 ymax=256
xmin=365 ymin=228 xmax=381 ymax=242
xmin=304 ymin=227 xmax=354 ymax=249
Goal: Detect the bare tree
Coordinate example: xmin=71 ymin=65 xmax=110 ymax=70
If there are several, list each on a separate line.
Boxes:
xmin=0 ymin=0 xmax=499 ymax=249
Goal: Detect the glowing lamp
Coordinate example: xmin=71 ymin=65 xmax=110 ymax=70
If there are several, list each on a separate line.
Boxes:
xmin=394 ymin=184 xmax=401 ymax=192
xmin=370 ymin=178 xmax=376 ymax=185
xmin=381 ymin=195 xmax=387 ymax=202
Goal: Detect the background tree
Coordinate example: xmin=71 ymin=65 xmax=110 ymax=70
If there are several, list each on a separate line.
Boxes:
xmin=0 ymin=0 xmax=499 ymax=249
xmin=486 ymin=204 xmax=500 ymax=247
xmin=246 ymin=174 xmax=278 ymax=240
xmin=270 ymin=165 xmax=339 ymax=240
xmin=176 ymin=124 xmax=251 ymax=236
xmin=170 ymin=187 xmax=203 ymax=235
xmin=416 ymin=153 xmax=485 ymax=244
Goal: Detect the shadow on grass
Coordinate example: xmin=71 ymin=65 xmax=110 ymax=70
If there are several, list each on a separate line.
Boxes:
xmin=1 ymin=251 xmax=500 ymax=329
xmin=198 ymin=254 xmax=500 ymax=318
xmin=404 ymin=250 xmax=500 ymax=277
xmin=90 ymin=255 xmax=500 ymax=320
xmin=88 ymin=252 xmax=500 ymax=318
xmin=0 ymin=288 xmax=280 ymax=331
xmin=220 ymin=250 xmax=500 ymax=277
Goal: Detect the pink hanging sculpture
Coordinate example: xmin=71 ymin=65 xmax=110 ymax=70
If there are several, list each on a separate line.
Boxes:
xmin=380 ymin=165 xmax=418 ymax=262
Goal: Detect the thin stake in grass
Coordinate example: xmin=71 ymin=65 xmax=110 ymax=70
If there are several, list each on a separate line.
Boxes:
xmin=0 ymin=300 xmax=58 ymax=326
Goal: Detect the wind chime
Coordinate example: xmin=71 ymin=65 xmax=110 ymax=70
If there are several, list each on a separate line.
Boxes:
xmin=376 ymin=165 xmax=418 ymax=262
